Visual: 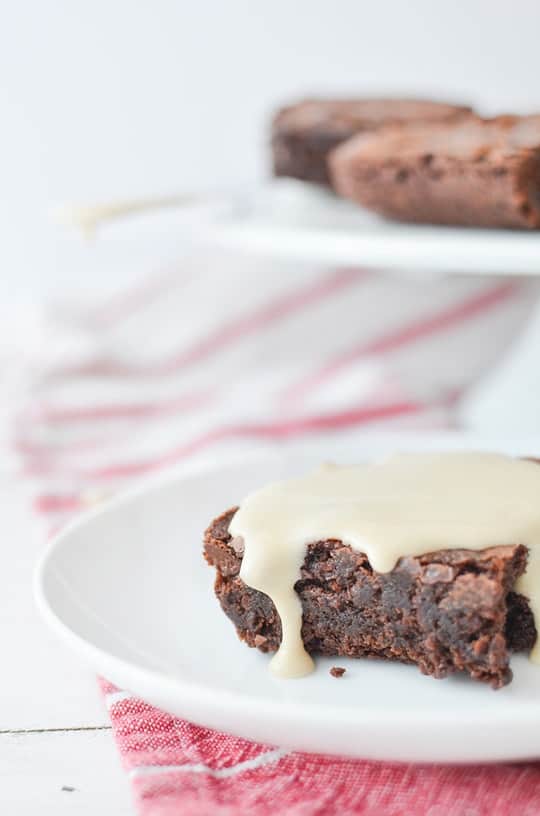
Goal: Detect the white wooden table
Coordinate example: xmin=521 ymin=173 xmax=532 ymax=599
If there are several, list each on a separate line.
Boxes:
xmin=0 ymin=219 xmax=211 ymax=816
xmin=1 ymin=473 xmax=134 ymax=814
xmin=0 ymin=216 xmax=204 ymax=813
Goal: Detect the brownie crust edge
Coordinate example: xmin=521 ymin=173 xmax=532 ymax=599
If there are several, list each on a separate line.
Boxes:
xmin=204 ymin=507 xmax=536 ymax=688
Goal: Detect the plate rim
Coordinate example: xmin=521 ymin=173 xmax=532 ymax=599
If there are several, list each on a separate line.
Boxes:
xmin=191 ymin=181 xmax=540 ymax=275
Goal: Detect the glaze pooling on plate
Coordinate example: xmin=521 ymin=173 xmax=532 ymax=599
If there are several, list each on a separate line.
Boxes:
xmin=229 ymin=452 xmax=540 ymax=678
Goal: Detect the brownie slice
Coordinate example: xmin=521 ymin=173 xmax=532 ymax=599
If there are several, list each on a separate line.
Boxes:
xmin=204 ymin=508 xmax=536 ymax=688
xmin=271 ymin=98 xmax=472 ymax=185
xmin=330 ymin=114 xmax=540 ymax=228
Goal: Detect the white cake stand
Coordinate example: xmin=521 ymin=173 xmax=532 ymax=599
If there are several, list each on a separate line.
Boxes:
xmin=193 ymin=180 xmax=540 ymax=433
xmin=196 ymin=179 xmax=540 ymax=276
xmin=59 ymin=179 xmax=540 ymax=433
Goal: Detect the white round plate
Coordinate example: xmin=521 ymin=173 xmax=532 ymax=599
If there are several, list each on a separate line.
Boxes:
xmin=35 ymin=433 xmax=540 ymax=763
xmin=194 ymin=180 xmax=540 ymax=275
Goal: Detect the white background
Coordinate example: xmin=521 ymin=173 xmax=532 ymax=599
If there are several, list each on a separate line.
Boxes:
xmin=2 ymin=0 xmax=540 ymax=300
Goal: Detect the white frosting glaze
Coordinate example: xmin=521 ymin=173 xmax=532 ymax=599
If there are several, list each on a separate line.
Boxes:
xmin=229 ymin=452 xmax=540 ymax=678
xmin=54 ymin=194 xmax=200 ymax=238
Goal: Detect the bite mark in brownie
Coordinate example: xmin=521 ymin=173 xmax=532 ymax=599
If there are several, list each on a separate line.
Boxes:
xmin=204 ymin=508 xmax=536 ymax=688
xmin=329 ymin=114 xmax=540 ymax=229
xmin=271 ymin=98 xmax=472 ymax=185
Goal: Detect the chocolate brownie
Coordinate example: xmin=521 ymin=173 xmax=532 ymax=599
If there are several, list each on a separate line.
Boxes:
xmin=271 ymin=98 xmax=472 ymax=185
xmin=330 ymin=114 xmax=540 ymax=228
xmin=204 ymin=508 xmax=537 ymax=688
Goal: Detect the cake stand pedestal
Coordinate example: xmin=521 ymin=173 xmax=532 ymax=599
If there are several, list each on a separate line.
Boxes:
xmin=195 ymin=180 xmax=540 ymax=434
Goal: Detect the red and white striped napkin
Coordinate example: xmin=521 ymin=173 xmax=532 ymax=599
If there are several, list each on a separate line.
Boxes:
xmin=12 ymin=249 xmax=540 ymax=814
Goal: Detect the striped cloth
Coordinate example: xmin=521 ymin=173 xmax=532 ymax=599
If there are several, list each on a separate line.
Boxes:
xmin=12 ymin=249 xmax=540 ymax=815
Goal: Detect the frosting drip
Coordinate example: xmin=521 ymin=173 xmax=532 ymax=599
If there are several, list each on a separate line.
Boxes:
xmin=229 ymin=453 xmax=540 ymax=677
